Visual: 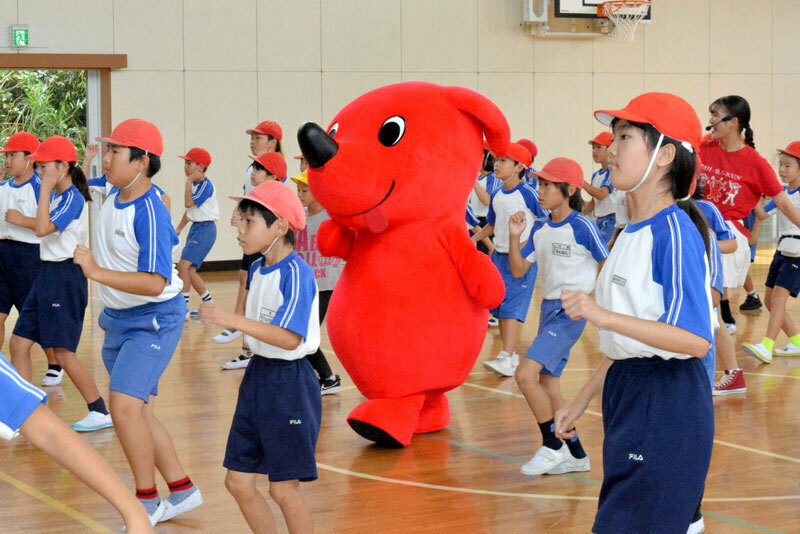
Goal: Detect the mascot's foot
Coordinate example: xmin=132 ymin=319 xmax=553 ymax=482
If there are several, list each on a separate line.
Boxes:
xmin=347 ymin=395 xmax=426 ymax=448
xmin=416 ymin=392 xmax=450 ymax=434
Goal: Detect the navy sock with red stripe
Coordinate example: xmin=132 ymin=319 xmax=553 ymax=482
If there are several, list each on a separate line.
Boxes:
xmin=167 ymin=476 xmax=197 ymax=506
xmin=135 ymin=486 xmax=160 ymax=515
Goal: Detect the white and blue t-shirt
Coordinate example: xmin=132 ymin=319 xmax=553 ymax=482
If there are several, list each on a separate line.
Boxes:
xmin=486 ymin=182 xmax=546 ymax=253
xmin=0 ymin=171 xmax=46 ymax=243
xmin=694 ymin=198 xmax=733 ymax=295
xmin=89 ymin=174 xmax=167 ymax=203
xmin=521 ymin=211 xmax=608 ymax=299
xmin=525 ymin=168 xmax=538 ymax=192
xmin=595 ymin=204 xmax=714 ymax=360
xmin=591 ymin=168 xmax=616 ymax=218
xmin=764 ymin=185 xmax=800 ymax=257
xmin=187 ymin=178 xmax=220 ymax=222
xmin=468 ymin=172 xmax=502 ymax=218
xmin=245 ymin=251 xmax=320 ymax=361
xmin=465 ymin=203 xmax=480 ymax=229
xmin=40 ymin=186 xmax=88 ymax=262
xmin=93 ymin=186 xmax=183 ymax=309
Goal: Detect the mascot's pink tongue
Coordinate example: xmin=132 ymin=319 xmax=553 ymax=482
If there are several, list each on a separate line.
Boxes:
xmin=364 ymin=207 xmax=388 ymax=233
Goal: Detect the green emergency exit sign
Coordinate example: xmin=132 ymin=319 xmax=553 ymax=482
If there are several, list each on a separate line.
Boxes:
xmin=12 ymin=27 xmax=28 ymax=47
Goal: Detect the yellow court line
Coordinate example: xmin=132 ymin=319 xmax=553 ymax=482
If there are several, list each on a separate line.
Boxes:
xmin=0 ymin=470 xmax=111 ymax=533
xmin=316 ymin=462 xmax=800 ymax=503
xmin=460 ymin=382 xmax=800 ymax=462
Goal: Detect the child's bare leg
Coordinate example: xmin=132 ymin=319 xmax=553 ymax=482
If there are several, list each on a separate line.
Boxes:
xmin=110 ymin=391 xmax=156 ymax=490
xmin=540 ymin=375 xmax=565 ymax=414
xmin=190 ymin=269 xmax=209 ymax=296
xmin=20 ymin=404 xmax=153 ymax=533
xmin=269 ymin=480 xmax=313 ymax=534
xmin=226 ymin=470 xmax=277 ymax=534
xmin=235 ymin=270 xmax=248 ymax=315
xmin=715 ymin=309 xmax=738 ymax=370
xmin=515 ymin=359 xmax=552 ymax=421
xmin=9 ymin=334 xmax=35 ymax=381
xmin=44 ymin=347 xmax=57 ymax=366
xmin=177 ymin=259 xmax=193 ymax=297
xmin=764 ymin=287 xmax=798 ymax=338
xmin=142 ymin=396 xmax=186 ymax=483
xmin=499 ymin=318 xmax=521 ymax=354
xmin=766 ymin=286 xmax=792 ymax=340
xmin=53 ymin=348 xmax=101 ymax=404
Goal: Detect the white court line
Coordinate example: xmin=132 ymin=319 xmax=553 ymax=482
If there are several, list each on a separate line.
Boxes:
xmin=461 ymin=382 xmax=799 ymax=462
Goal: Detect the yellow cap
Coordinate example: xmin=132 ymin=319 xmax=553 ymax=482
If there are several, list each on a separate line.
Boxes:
xmin=290 ymin=169 xmax=308 ymax=185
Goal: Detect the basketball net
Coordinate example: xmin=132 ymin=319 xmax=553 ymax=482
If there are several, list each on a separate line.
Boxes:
xmin=600 ymin=1 xmax=650 ymax=42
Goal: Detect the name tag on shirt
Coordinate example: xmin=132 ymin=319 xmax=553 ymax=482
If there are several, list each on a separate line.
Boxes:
xmin=552 ymin=243 xmax=571 ymax=258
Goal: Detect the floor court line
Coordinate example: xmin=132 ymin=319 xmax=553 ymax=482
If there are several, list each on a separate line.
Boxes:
xmin=0 ymin=469 xmax=111 ymax=533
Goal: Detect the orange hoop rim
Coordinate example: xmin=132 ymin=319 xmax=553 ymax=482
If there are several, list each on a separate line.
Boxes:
xmin=597 ymin=0 xmax=651 ymax=18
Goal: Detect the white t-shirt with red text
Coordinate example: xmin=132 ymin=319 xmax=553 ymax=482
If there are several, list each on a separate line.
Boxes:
xmin=293 ymin=209 xmax=344 ymax=292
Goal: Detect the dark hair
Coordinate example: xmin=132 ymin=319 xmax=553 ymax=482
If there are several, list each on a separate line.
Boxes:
xmin=267 ymin=136 xmax=285 ymax=158
xmin=691 ymin=173 xmax=706 ymax=200
xmin=710 ymin=95 xmax=754 ymax=149
xmin=616 ymin=118 xmax=710 ymax=256
xmin=778 ymin=151 xmax=800 ymax=168
xmin=62 ymin=161 xmax=91 ymax=201
xmin=252 ymin=160 xmax=277 ymax=178
xmin=554 ymin=182 xmax=584 ymax=211
xmin=128 ymin=146 xmax=161 ymax=177
xmin=517 ymin=167 xmax=526 ymax=180
xmin=482 ymin=150 xmax=496 ymax=173
xmin=236 ymin=198 xmax=294 ymax=246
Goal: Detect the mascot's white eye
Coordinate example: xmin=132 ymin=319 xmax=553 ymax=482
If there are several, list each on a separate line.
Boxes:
xmin=328 ymin=122 xmax=339 ymax=139
xmin=378 ymin=116 xmax=406 ymax=147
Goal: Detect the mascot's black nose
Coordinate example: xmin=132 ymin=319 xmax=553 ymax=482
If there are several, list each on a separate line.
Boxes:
xmin=297 ymin=122 xmax=338 ymax=168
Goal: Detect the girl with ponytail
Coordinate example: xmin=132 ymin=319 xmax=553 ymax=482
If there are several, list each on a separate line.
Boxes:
xmin=7 ymin=136 xmax=111 ymax=433
xmin=701 ymin=95 xmax=800 ymax=388
xmin=553 ymin=93 xmax=715 ymax=533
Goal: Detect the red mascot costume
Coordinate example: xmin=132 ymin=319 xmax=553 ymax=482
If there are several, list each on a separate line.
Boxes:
xmin=297 ymin=82 xmax=507 ymax=447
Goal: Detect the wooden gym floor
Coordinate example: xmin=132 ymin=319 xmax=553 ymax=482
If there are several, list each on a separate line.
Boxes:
xmin=1 ymin=245 xmax=799 ymax=533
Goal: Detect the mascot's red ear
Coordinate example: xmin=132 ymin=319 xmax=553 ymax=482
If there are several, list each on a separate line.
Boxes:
xmin=444 ymin=86 xmax=511 ymax=158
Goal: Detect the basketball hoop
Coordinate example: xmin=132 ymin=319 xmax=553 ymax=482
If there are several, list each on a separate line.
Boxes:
xmin=598 ymin=1 xmax=650 ymax=42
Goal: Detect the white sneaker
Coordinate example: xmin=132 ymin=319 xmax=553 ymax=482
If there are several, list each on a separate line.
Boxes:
xmin=488 ymin=317 xmax=499 ymax=327
xmin=484 ymin=351 xmax=519 ymax=377
xmin=741 ymin=342 xmax=772 ymax=364
xmin=71 ymin=411 xmax=113 ymax=432
xmin=483 ymin=351 xmax=510 ymax=373
xmin=40 ymin=368 xmax=64 ymax=387
xmin=725 ymin=322 xmax=737 ymax=334
xmin=687 ymin=516 xmax=705 ymax=534
xmin=160 ymin=488 xmax=203 ymax=522
xmin=121 ymin=500 xmax=165 ymax=531
xmin=774 ymin=342 xmax=800 ymax=356
xmin=220 ymin=354 xmax=252 ymax=370
xmin=521 ymin=444 xmax=571 ymax=476
xmin=213 ymin=328 xmax=243 ymax=344
xmin=546 ymin=450 xmax=591 ymax=474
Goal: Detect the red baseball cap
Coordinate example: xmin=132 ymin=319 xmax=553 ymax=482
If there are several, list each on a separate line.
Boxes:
xmin=231 ymin=180 xmax=305 ymax=231
xmin=517 ymin=138 xmax=538 ymax=158
xmin=179 ymin=147 xmax=212 ymax=168
xmin=1 ymin=132 xmax=40 ymax=153
xmin=589 ymin=132 xmax=613 ymax=147
xmin=506 ymin=142 xmax=532 ymax=168
xmin=778 ymin=141 xmax=800 ymax=161
xmin=27 ymin=136 xmax=77 ymax=163
xmin=97 ymin=119 xmax=164 ymax=156
xmin=250 ymin=152 xmax=287 ymax=180
xmin=246 ymin=120 xmax=283 ymax=140
xmin=595 ymin=93 xmax=702 ymax=153
xmin=532 ymin=157 xmax=584 ymax=189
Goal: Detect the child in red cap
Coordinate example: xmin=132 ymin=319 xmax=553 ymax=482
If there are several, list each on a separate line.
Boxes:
xmin=742 ymin=141 xmax=800 ymax=362
xmin=507 ymin=157 xmax=608 ymax=477
xmin=472 ymin=142 xmax=546 ymax=377
xmin=175 ymin=148 xmax=219 ymax=319
xmin=76 ymin=119 xmax=202 ymax=526
xmin=583 ymin=132 xmax=617 ymax=244
xmin=219 ymin=151 xmax=288 ymax=370
xmin=199 ymin=180 xmax=321 ymax=533
xmin=0 ymin=132 xmax=63 ymax=387
xmin=213 ymin=121 xmax=285 ymax=352
xmin=555 ymin=93 xmax=715 ymax=533
xmin=83 ymin=142 xmax=171 ymax=209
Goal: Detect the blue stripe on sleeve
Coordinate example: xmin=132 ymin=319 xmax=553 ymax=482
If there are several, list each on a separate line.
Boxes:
xmin=573 ymin=213 xmax=610 ymax=262
xmin=49 ymin=190 xmax=84 ymax=232
xmin=272 ymin=259 xmax=316 ymax=340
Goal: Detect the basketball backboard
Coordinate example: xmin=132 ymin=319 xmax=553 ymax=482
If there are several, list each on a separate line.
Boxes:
xmin=554 ymin=0 xmax=651 ymax=21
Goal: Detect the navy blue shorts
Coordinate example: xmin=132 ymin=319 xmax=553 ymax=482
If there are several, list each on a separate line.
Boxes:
xmin=0 ymin=353 xmax=47 ymax=441
xmin=765 ymin=251 xmax=800 ymax=297
xmin=224 ymin=356 xmax=322 ymax=482
xmin=525 ymin=299 xmax=586 ymax=377
xmin=181 ymin=221 xmax=217 ymax=268
xmin=596 ymin=214 xmax=616 ymax=244
xmin=13 ymin=260 xmax=87 ymax=352
xmin=99 ymin=294 xmax=186 ymax=402
xmin=490 ymin=251 xmax=537 ymax=322
xmin=240 ymin=252 xmax=262 ymax=272
xmin=594 ymin=357 xmax=714 ymax=534
xmin=0 ymin=240 xmax=42 ymax=314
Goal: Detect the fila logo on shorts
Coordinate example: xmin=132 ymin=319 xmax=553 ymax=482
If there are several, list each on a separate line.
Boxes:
xmin=290 ymin=419 xmax=302 ymax=425
xmin=628 ymin=453 xmax=644 ymax=461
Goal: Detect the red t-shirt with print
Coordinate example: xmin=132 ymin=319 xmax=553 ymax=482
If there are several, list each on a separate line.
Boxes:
xmin=699 ymin=139 xmax=781 ymax=236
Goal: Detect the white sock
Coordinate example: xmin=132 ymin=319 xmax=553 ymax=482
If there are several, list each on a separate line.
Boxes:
xmin=747 ymin=289 xmax=756 ymax=296
xmin=182 ymin=292 xmax=190 ymax=304
xmin=201 ymin=290 xmax=212 ymax=302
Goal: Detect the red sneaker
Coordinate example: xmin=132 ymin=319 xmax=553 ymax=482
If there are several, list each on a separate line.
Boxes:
xmin=713 ymin=369 xmax=746 ymax=396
